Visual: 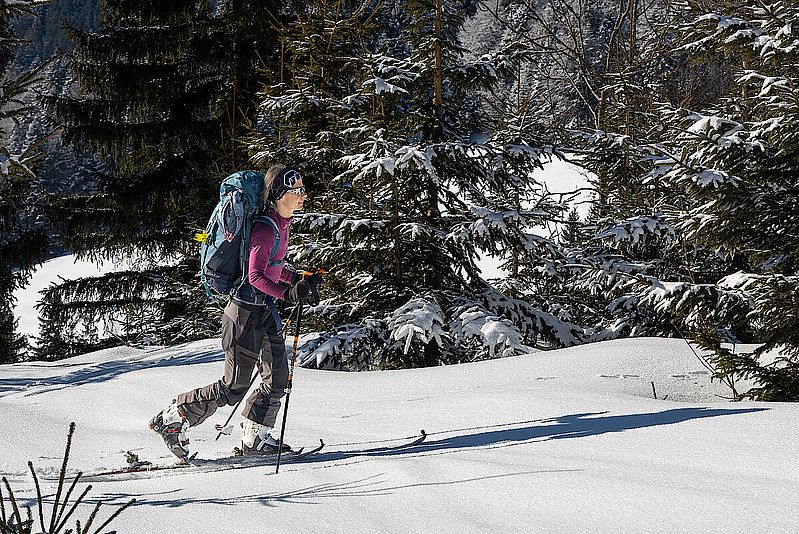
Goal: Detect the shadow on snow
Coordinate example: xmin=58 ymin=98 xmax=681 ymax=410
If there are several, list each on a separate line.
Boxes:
xmin=0 ymin=347 xmax=222 ymax=397
xmin=96 ymin=406 xmax=766 ymax=508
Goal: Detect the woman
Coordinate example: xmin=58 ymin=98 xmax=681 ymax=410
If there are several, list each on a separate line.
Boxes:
xmin=150 ymin=165 xmax=321 ymax=459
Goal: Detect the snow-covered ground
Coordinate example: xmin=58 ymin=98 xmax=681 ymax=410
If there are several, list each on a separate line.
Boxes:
xmin=0 ymin=336 xmax=796 ymax=533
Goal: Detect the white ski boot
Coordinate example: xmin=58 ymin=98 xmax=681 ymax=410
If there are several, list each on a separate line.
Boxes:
xmin=240 ymin=418 xmax=291 ymax=455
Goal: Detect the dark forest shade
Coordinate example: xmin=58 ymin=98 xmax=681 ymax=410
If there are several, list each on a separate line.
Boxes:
xmin=48 ymin=0 xmax=281 ymax=260
xmin=36 ymin=0 xmax=282 ymax=357
xmin=0 ymin=0 xmax=50 ymax=363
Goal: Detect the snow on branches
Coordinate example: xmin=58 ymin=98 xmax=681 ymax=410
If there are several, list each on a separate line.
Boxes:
xmin=595 ymin=215 xmax=676 ymax=246
xmin=449 ymin=304 xmax=526 ymax=359
xmin=388 ymin=297 xmax=445 ymax=355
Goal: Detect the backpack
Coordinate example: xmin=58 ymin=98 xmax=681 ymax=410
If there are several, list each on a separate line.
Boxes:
xmin=197 ymin=170 xmax=280 ymax=297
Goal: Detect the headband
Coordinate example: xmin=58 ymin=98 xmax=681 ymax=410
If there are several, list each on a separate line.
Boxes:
xmin=269 ymin=167 xmax=302 ymax=202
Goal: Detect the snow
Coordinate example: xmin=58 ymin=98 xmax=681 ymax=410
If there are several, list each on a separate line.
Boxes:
xmin=451 ymin=304 xmax=523 ymax=358
xmin=695 ymin=168 xmax=733 ymax=187
xmin=535 ymin=158 xmax=594 ymax=219
xmin=1 ymin=332 xmax=797 ymax=533
xmin=595 ymin=215 xmax=675 ymax=245
xmin=389 ymin=297 xmax=445 ymax=353
xmin=12 ymin=254 xmax=133 ymax=342
xmin=371 ymin=77 xmax=407 ymax=95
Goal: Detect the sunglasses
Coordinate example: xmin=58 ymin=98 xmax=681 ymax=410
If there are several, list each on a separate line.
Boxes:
xmin=285 ymin=186 xmax=306 ymax=196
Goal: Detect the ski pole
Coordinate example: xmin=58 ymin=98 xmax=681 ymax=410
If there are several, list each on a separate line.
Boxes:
xmin=214 ymin=301 xmax=300 ymax=441
xmin=214 ymin=370 xmax=257 ymax=441
xmin=275 ymin=296 xmax=304 ymax=473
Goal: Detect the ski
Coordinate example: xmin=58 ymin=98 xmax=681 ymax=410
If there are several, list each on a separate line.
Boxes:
xmin=76 ymin=430 xmax=425 ymax=481
xmin=334 ymin=430 xmax=427 ymax=452
xmin=350 ymin=430 xmax=427 ymax=456
xmin=87 ymin=456 xmax=190 ymax=477
xmin=226 ymin=439 xmax=325 ymax=465
xmin=79 ymin=440 xmax=325 ymax=480
xmin=398 ymin=430 xmax=426 ymax=448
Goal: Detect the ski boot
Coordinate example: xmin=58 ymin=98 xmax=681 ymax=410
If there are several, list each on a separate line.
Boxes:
xmin=149 ymin=401 xmax=190 ymax=460
xmin=239 ymin=418 xmax=291 ymax=456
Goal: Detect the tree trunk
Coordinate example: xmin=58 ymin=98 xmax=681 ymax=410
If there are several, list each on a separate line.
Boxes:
xmin=423 ymin=338 xmax=439 ymax=368
xmin=434 ymin=0 xmax=443 ymax=117
xmin=393 ymin=172 xmax=403 ymax=287
xmin=428 ymin=0 xmax=443 ymax=221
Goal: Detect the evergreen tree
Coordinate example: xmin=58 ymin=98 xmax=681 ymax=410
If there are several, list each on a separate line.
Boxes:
xmin=11 ymin=0 xmax=100 ymax=69
xmin=490 ymin=0 xmax=691 ymax=341
xmin=0 ymin=0 xmax=50 ymax=363
xmin=9 ymin=0 xmax=102 ymax=221
xmin=253 ymin=0 xmax=578 ymax=370
xmin=35 ymin=259 xmax=219 ymax=359
xmin=508 ymin=0 xmax=745 ymax=343
xmin=37 ymin=0 xmax=281 ymax=358
xmin=643 ymin=0 xmax=799 ymax=400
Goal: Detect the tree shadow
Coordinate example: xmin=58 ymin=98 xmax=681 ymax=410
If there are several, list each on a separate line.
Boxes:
xmin=93 ymin=469 xmax=581 ymax=509
xmin=91 ymin=406 xmax=767 ymax=509
xmin=0 ymin=347 xmax=222 ymax=397
xmin=297 ymin=407 xmax=767 ymax=464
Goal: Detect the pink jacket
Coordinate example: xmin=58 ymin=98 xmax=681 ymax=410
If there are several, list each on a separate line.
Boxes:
xmin=247 ymin=212 xmax=296 ymax=299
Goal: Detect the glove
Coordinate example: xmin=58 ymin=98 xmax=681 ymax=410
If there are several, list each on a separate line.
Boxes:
xmin=304 ymin=272 xmax=324 ymax=287
xmin=283 ymin=279 xmax=310 ymax=304
xmin=303 ymin=272 xmax=323 ymax=305
xmin=283 ymin=272 xmax=323 ymax=305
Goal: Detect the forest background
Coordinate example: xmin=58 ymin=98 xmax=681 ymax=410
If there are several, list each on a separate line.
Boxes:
xmin=1 ymin=0 xmax=797 ymax=402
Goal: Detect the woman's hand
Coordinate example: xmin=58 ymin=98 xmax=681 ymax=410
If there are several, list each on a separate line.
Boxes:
xmin=283 ymin=272 xmax=323 ymax=305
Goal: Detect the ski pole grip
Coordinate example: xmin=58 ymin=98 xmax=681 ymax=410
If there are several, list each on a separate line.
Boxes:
xmin=300 ymin=268 xmax=328 ymax=278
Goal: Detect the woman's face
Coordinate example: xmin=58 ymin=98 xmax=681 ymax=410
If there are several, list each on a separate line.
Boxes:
xmin=276 ymin=177 xmax=306 ymax=214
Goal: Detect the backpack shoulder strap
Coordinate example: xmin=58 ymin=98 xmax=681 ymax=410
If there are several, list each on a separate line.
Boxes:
xmin=253 ymin=215 xmax=281 ymax=261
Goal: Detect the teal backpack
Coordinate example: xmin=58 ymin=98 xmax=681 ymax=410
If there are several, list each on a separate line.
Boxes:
xmin=198 ymin=170 xmax=279 ymax=297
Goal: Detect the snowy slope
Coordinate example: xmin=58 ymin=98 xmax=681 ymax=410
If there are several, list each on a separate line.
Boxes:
xmin=1 ymin=338 xmax=796 ymax=534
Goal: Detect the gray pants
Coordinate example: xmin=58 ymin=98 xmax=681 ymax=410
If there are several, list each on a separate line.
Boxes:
xmin=176 ymin=298 xmax=287 ymax=428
